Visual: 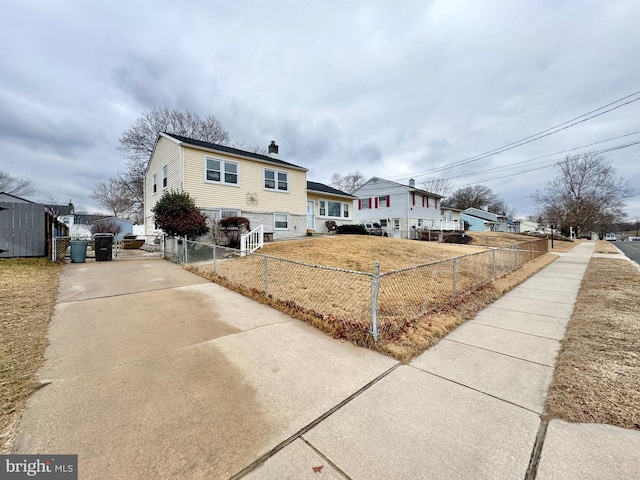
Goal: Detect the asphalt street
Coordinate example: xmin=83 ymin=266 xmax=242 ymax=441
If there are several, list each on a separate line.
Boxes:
xmin=615 ymin=241 xmax=640 ymax=264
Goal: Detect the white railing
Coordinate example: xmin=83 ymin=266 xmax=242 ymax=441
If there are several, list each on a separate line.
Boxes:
xmin=421 ymin=220 xmax=463 ymax=231
xmin=241 ymin=224 xmax=264 ymax=255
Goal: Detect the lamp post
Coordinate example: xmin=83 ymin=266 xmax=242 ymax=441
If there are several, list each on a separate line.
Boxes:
xmin=550 ymin=224 xmax=554 ymax=249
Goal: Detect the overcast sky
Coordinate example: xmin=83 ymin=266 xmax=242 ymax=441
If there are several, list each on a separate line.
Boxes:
xmin=2 ymin=0 xmax=639 ymax=219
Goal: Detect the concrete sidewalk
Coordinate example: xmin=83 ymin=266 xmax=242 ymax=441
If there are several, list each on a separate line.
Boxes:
xmin=12 ymin=243 xmax=640 ymax=479
xmin=241 ymin=242 xmax=640 ymax=479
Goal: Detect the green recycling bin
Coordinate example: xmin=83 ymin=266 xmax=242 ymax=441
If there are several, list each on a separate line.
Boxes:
xmin=94 ymin=234 xmax=114 ymax=261
xmin=70 ymin=240 xmax=89 ymax=263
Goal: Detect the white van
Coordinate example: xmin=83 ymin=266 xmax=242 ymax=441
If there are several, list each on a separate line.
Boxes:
xmin=605 ymin=233 xmax=617 ymax=241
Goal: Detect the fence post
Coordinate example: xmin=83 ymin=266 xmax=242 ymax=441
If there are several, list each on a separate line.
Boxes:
xmin=264 ymin=256 xmax=269 ymax=296
xmin=492 ymin=249 xmax=496 ymax=279
xmin=369 ymin=261 xmax=380 ymax=341
xmin=184 ymin=237 xmax=188 ymax=264
xmin=515 ymin=244 xmax=519 ymax=268
xmin=452 ymin=257 xmax=457 ymax=298
xmin=213 ymin=244 xmax=217 ymax=274
xmin=52 ymin=236 xmax=57 ymax=262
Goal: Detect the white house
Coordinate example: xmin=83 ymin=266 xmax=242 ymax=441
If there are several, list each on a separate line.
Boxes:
xmin=352 ymin=177 xmax=460 ymax=239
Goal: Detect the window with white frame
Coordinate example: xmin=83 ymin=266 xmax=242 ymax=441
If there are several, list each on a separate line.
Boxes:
xmin=274 ymin=213 xmax=289 ymax=229
xmin=220 ymin=209 xmax=240 ymax=219
xmin=379 ymin=219 xmax=388 ymax=228
xmin=152 ymin=173 xmax=157 ymax=194
xmin=378 ymin=196 xmax=387 ymax=208
xmin=264 ymin=169 xmax=289 ymax=191
xmin=360 ymin=198 xmax=370 ymax=209
xmin=205 ymin=157 xmax=239 ymax=185
xmin=162 ymin=166 xmax=168 ymax=188
xmin=328 ymin=201 xmax=342 ymax=217
xmin=319 ymin=200 xmax=349 ymax=218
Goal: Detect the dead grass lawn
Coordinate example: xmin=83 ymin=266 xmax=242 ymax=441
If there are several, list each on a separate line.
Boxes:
xmin=189 ymin=233 xmax=560 ymax=361
xmin=545 ymin=257 xmax=640 ymax=429
xmin=259 ymin=235 xmax=486 ymax=272
xmin=593 ymin=239 xmax=621 ymax=254
xmin=0 ymin=258 xmax=62 ymax=452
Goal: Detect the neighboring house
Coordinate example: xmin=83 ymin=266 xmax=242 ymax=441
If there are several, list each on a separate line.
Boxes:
xmin=1 ymin=192 xmax=68 ymax=257
xmin=306 ymin=181 xmax=355 ymax=233
xmin=91 ymin=217 xmax=134 ymax=242
xmin=460 ymin=208 xmax=510 ymax=232
xmin=440 ymin=206 xmax=464 ymax=230
xmin=48 ymin=201 xmax=111 ymax=239
xmin=352 ymin=177 xmax=461 ymax=239
xmin=515 ymin=219 xmax=540 ymax=233
xmin=145 ymin=133 xmax=353 ymax=241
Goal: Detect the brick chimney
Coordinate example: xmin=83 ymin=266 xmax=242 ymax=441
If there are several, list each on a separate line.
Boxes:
xmin=268 ymin=141 xmax=279 ymax=157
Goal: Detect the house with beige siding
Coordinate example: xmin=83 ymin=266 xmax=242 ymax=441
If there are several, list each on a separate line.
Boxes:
xmin=306 ymin=181 xmax=356 ymax=233
xmin=144 ymin=133 xmax=353 ymax=240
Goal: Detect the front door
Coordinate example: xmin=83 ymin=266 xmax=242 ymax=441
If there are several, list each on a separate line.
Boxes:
xmin=392 ymin=218 xmax=401 ymax=238
xmin=306 ymin=201 xmax=315 ymax=230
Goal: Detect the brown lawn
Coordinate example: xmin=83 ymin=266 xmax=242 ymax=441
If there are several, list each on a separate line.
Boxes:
xmin=1 ymin=258 xmax=62 ymax=453
xmin=544 ymin=254 xmax=640 ymax=429
xmin=257 ymin=235 xmax=486 ymax=273
xmin=189 ymin=233 xmax=554 ymax=359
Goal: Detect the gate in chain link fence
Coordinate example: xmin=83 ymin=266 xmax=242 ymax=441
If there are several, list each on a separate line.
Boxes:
xmin=52 ymin=235 xmax=164 ymax=261
xmin=179 ymin=237 xmax=547 ymax=342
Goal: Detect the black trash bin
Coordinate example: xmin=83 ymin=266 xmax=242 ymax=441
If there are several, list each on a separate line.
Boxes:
xmin=94 ymin=234 xmax=114 ymax=261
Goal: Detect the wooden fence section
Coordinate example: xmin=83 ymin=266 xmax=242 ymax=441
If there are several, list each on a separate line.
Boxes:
xmin=0 ymin=202 xmax=68 ymax=258
xmin=0 ymin=202 xmax=47 ymax=257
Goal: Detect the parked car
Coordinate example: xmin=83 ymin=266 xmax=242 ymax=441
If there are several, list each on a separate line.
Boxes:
xmin=605 ymin=233 xmax=617 ymax=241
xmin=527 ymin=230 xmax=546 ymax=235
xmin=363 ymin=222 xmax=383 ymax=236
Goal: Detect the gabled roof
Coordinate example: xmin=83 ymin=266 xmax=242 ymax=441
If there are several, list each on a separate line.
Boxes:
xmin=46 ymin=203 xmax=74 ymax=216
xmin=162 ymin=133 xmax=307 ymax=171
xmin=354 ymin=177 xmax=443 ymax=198
xmin=462 ymin=207 xmax=503 ymax=222
xmin=306 ymin=181 xmax=356 ymax=198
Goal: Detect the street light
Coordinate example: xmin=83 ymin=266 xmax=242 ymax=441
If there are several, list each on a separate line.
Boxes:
xmin=550 ymin=224 xmax=554 ymax=249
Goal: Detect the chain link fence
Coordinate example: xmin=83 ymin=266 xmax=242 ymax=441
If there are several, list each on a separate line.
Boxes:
xmin=52 ymin=235 xmax=164 ymax=261
xmin=178 ymin=237 xmax=548 ymax=342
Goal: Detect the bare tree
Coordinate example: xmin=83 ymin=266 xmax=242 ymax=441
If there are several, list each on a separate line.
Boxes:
xmin=0 ymin=169 xmax=34 ymax=197
xmin=330 ymin=171 xmax=366 ymax=194
xmin=118 ymin=107 xmax=231 ymax=218
xmin=90 ymin=178 xmax=136 ymax=221
xmin=442 ymin=185 xmax=511 ymax=215
xmin=531 ymin=152 xmax=633 ymax=236
xmin=421 ymin=176 xmax=453 ymax=196
xmin=90 ymin=218 xmax=123 ymax=236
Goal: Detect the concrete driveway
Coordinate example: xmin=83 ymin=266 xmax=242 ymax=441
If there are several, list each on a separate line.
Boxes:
xmin=12 ymin=259 xmax=397 ymax=479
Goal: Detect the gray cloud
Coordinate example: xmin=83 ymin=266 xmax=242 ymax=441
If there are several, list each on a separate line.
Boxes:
xmin=1 ymin=0 xmax=638 ymax=217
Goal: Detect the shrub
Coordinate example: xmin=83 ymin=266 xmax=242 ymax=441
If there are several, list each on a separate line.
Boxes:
xmin=90 ymin=218 xmax=122 ymax=236
xmin=151 ymin=190 xmax=209 ymax=239
xmin=336 ymin=224 xmax=368 ymax=235
xmin=218 ymin=216 xmax=251 ymax=249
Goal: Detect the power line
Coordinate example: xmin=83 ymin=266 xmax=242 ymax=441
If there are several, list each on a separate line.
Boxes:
xmin=441 ymin=130 xmax=640 ymax=181
xmin=390 ymin=89 xmax=640 ymax=181
xmin=451 ymin=140 xmax=640 ymax=188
